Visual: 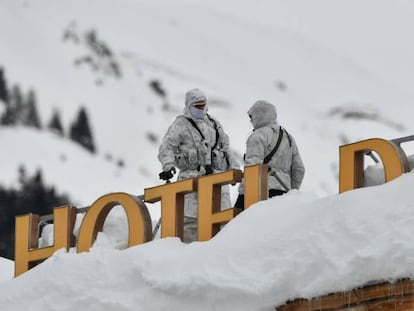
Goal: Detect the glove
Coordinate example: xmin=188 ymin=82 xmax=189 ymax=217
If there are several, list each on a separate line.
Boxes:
xmin=234 ymin=194 xmax=245 ymax=210
xmin=159 ymin=164 xmax=176 ymax=181
xmin=205 ymin=165 xmax=213 ymax=175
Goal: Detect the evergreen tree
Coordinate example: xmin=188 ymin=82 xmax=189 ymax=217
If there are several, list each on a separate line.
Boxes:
xmin=0 ymin=67 xmax=8 ymax=104
xmin=48 ymin=109 xmax=64 ymax=136
xmin=11 ymin=85 xmax=24 ymax=124
xmin=24 ymin=89 xmax=42 ymax=129
xmin=0 ymin=166 xmax=71 ymax=259
xmin=69 ymin=107 xmax=96 ymax=153
xmin=0 ymin=105 xmax=12 ymax=125
xmin=0 ymin=84 xmax=22 ymax=126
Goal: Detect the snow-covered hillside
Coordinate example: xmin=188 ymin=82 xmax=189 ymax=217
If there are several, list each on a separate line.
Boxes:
xmin=2 ymin=0 xmax=414 ymax=206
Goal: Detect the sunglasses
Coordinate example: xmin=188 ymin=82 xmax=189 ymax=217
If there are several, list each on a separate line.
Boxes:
xmin=193 ymin=103 xmax=206 ymax=110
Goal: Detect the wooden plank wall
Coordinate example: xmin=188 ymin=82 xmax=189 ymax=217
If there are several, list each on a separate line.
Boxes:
xmin=276 ymin=279 xmax=414 ymax=311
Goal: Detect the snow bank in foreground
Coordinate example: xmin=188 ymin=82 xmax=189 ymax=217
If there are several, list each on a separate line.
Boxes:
xmin=1 ymin=172 xmax=414 ymax=311
xmin=0 ymin=257 xmax=13 ymax=283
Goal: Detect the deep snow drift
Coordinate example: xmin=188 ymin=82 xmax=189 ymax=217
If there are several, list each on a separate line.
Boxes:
xmin=1 ymin=170 xmax=414 ymax=311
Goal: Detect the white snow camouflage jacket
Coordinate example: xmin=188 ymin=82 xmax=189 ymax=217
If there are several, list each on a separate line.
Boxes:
xmin=158 ymin=112 xmax=239 ymax=180
xmin=239 ymin=100 xmax=305 ymax=193
xmin=158 ymin=90 xmax=239 ymax=217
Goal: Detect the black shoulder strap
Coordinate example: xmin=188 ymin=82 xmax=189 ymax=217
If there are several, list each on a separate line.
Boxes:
xmin=185 ymin=115 xmax=219 ymax=149
xmin=283 ymin=126 xmax=292 ymax=147
xmin=206 ymin=114 xmax=219 ymax=149
xmin=263 ymin=126 xmax=284 ymax=164
xmin=185 ymin=117 xmax=205 ymax=140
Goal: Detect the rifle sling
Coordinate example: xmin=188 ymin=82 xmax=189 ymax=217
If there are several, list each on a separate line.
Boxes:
xmin=263 ymin=126 xmax=284 ymax=164
xmin=185 ymin=115 xmax=219 ymax=149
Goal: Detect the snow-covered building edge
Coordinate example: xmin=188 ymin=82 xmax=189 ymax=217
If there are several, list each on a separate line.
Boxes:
xmin=277 ymin=278 xmax=414 ymax=311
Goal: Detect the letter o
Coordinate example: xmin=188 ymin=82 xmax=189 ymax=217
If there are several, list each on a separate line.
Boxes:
xmin=77 ymin=193 xmax=152 ymax=253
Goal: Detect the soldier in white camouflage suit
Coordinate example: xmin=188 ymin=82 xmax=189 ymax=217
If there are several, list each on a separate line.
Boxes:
xmin=235 ymin=100 xmax=305 ymax=209
xmin=158 ymin=88 xmax=239 ymax=242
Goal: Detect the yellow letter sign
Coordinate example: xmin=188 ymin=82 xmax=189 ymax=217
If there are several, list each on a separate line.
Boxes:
xmin=197 ymin=169 xmax=243 ymax=241
xmin=15 ymin=205 xmax=76 ymax=277
xmin=339 ymin=138 xmax=410 ymax=193
xmin=144 ymin=178 xmax=196 ymax=240
xmin=77 ymin=192 xmax=152 ymax=253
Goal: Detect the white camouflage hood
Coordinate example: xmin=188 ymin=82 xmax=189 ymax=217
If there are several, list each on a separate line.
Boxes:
xmin=183 ymin=88 xmax=207 ymax=118
xmin=248 ymin=100 xmax=277 ymax=129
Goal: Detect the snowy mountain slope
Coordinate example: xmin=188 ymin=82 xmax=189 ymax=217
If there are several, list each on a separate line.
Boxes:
xmin=0 ymin=127 xmax=147 ymax=206
xmin=1 ymin=0 xmax=414 ymax=205
xmin=201 ymin=0 xmax=414 ymax=94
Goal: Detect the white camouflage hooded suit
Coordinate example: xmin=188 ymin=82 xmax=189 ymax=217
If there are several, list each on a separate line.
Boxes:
xmin=158 ymin=88 xmax=239 ymax=242
xmin=239 ymin=100 xmax=305 ymax=195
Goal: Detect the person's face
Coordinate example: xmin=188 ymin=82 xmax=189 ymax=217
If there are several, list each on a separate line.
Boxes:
xmin=248 ymin=112 xmax=259 ymax=129
xmin=190 ymin=101 xmax=208 ymax=119
xmin=248 ymin=113 xmax=254 ymax=125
